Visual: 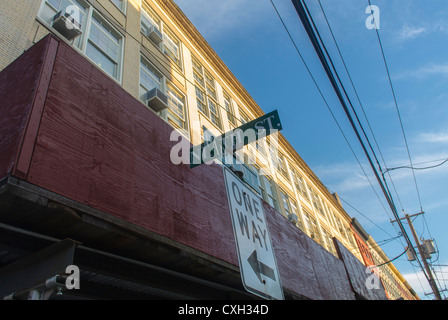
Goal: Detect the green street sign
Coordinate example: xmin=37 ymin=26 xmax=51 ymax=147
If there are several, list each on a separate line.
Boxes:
xmin=190 ymin=110 xmax=282 ymax=168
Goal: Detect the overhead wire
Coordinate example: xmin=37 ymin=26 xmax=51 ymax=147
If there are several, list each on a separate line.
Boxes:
xmin=268 ymin=0 xmax=392 ymax=222
xmin=290 ymin=0 xmax=441 ymax=297
xmin=366 ymin=0 xmax=423 ymax=211
xmin=270 ymin=0 xmax=418 ymax=276
xmin=317 ymin=0 xmax=406 ymax=214
xmin=384 ymin=158 xmax=448 ymax=173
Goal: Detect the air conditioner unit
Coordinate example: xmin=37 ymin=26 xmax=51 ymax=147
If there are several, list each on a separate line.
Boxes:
xmin=52 ymin=10 xmax=82 ymax=41
xmin=287 ymin=214 xmax=299 ymax=226
xmin=146 ymin=25 xmax=163 ymax=45
xmin=143 ymin=88 xmax=168 ymax=112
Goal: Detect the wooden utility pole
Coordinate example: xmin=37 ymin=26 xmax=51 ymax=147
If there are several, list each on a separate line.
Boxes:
xmin=392 ymin=212 xmax=442 ymax=300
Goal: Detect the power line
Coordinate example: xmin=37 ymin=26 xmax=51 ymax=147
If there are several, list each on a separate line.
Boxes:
xmin=268 ymin=0 xmax=391 ymax=220
xmin=366 ymin=0 xmax=423 ymax=211
xmin=291 ymin=0 xmax=441 ymax=298
xmin=384 ymin=158 xmax=448 ymax=173
xmin=317 ymin=0 xmax=406 ymax=213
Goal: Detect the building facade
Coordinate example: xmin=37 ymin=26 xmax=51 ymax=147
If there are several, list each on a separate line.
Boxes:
xmin=0 ymin=0 xmax=417 ymax=300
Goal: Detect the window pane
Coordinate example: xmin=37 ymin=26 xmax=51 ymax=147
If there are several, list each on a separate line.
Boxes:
xmin=86 ymin=42 xmax=116 ymax=77
xmin=86 ymin=14 xmax=122 ymax=79
xmin=163 ymin=27 xmax=180 ymax=65
xmin=89 ymin=17 xmax=120 ymax=61
xmin=110 ymin=0 xmax=124 ymax=11
xmin=195 ymin=87 xmax=207 ymax=115
xmin=167 ymin=86 xmax=185 ymax=120
xmin=140 ymin=58 xmax=162 ymax=92
xmin=141 ymin=3 xmax=161 ymax=33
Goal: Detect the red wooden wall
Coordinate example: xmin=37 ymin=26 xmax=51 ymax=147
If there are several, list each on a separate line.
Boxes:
xmin=0 ymin=35 xmax=390 ymax=300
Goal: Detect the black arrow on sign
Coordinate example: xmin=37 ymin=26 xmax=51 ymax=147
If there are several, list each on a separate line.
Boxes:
xmin=247 ymin=250 xmax=276 ymax=283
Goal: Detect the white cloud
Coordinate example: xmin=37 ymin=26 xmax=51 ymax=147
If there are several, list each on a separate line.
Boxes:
xmin=401 ymin=263 xmax=448 ymax=300
xmin=398 ymin=25 xmax=427 ymax=40
xmin=393 ymin=63 xmax=448 ymax=80
xmin=419 ymin=131 xmax=448 ymax=144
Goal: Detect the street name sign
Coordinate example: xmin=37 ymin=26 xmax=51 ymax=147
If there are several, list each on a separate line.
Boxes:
xmin=223 ymin=166 xmax=284 ymax=300
xmin=190 ymin=110 xmax=282 ymax=168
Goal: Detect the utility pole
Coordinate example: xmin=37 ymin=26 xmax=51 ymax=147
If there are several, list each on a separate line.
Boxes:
xmin=392 ymin=212 xmax=442 ymax=300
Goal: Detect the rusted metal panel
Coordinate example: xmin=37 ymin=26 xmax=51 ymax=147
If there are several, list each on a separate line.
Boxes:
xmin=334 ymin=238 xmax=388 ymax=300
xmin=0 ymin=36 xmax=56 ymax=181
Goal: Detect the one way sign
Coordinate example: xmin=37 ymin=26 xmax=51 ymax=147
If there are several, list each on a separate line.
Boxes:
xmin=223 ymin=166 xmax=284 ymax=300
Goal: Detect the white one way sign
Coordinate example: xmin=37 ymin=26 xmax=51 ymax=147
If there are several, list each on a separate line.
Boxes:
xmin=223 ymin=166 xmax=284 ymax=300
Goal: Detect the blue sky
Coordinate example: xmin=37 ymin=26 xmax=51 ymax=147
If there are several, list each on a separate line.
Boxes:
xmin=174 ymin=0 xmax=448 ymax=299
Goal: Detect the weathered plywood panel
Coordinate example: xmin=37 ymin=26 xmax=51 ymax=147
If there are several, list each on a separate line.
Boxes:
xmin=0 ymin=36 xmax=55 ymax=181
xmin=334 ymin=238 xmax=388 ymax=300
xmin=307 ymin=238 xmax=355 ymax=300
xmin=264 ymin=204 xmax=323 ymax=300
xmin=25 ymin=38 xmax=239 ymax=266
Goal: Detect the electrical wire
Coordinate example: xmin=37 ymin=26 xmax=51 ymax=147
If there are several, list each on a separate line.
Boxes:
xmin=317 ymin=0 xmax=406 ymax=214
xmin=374 ymin=247 xmax=408 ymax=267
xmin=366 ymin=0 xmax=423 ymax=211
xmin=384 ymin=158 xmax=448 ymax=173
xmin=292 ymin=0 xmax=441 ymax=298
xmin=269 ymin=0 xmax=394 ymax=227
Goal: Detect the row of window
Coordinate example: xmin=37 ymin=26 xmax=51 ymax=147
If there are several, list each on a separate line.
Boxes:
xmin=38 ymin=0 xmax=183 ymax=82
xmin=39 ymin=0 xmax=188 ymax=132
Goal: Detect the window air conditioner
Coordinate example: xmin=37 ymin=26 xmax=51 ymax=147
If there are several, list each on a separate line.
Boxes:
xmin=52 ymin=10 xmax=82 ymax=41
xmin=287 ymin=214 xmax=299 ymax=226
xmin=146 ymin=25 xmax=163 ymax=45
xmin=143 ymin=88 xmax=168 ymax=112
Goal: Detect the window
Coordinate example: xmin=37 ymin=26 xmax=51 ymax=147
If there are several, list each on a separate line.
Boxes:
xmin=86 ymin=13 xmax=123 ymax=80
xmin=192 ymin=55 xmax=221 ymax=129
xmin=260 ymin=176 xmax=278 ymax=210
xmin=166 ymin=83 xmax=188 ymax=131
xmin=163 ymin=27 xmax=181 ymax=66
xmin=141 ymin=2 xmax=161 ymax=34
xmin=239 ymin=107 xmax=250 ymax=125
xmin=310 ymin=189 xmax=326 ymax=218
xmin=139 ymin=55 xmax=163 ymax=100
xmin=280 ymin=189 xmax=291 ymax=218
xmin=326 ymin=206 xmax=338 ymax=230
xmin=38 ymin=0 xmax=124 ymax=82
xmin=303 ymin=208 xmax=322 ymax=244
xmin=280 ymin=190 xmax=303 ymax=230
xmin=322 ymin=227 xmax=337 ymax=256
xmin=292 ymin=169 xmax=309 ymax=200
xmin=39 ymin=0 xmax=88 ymax=48
xmin=223 ymin=91 xmax=236 ymax=127
xmin=141 ymin=2 xmax=182 ymax=69
xmin=335 ymin=216 xmax=349 ymax=241
xmin=289 ymin=199 xmax=304 ymax=231
xmin=277 ymin=153 xmax=289 ymax=179
xmin=110 ymin=0 xmax=126 ymax=12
